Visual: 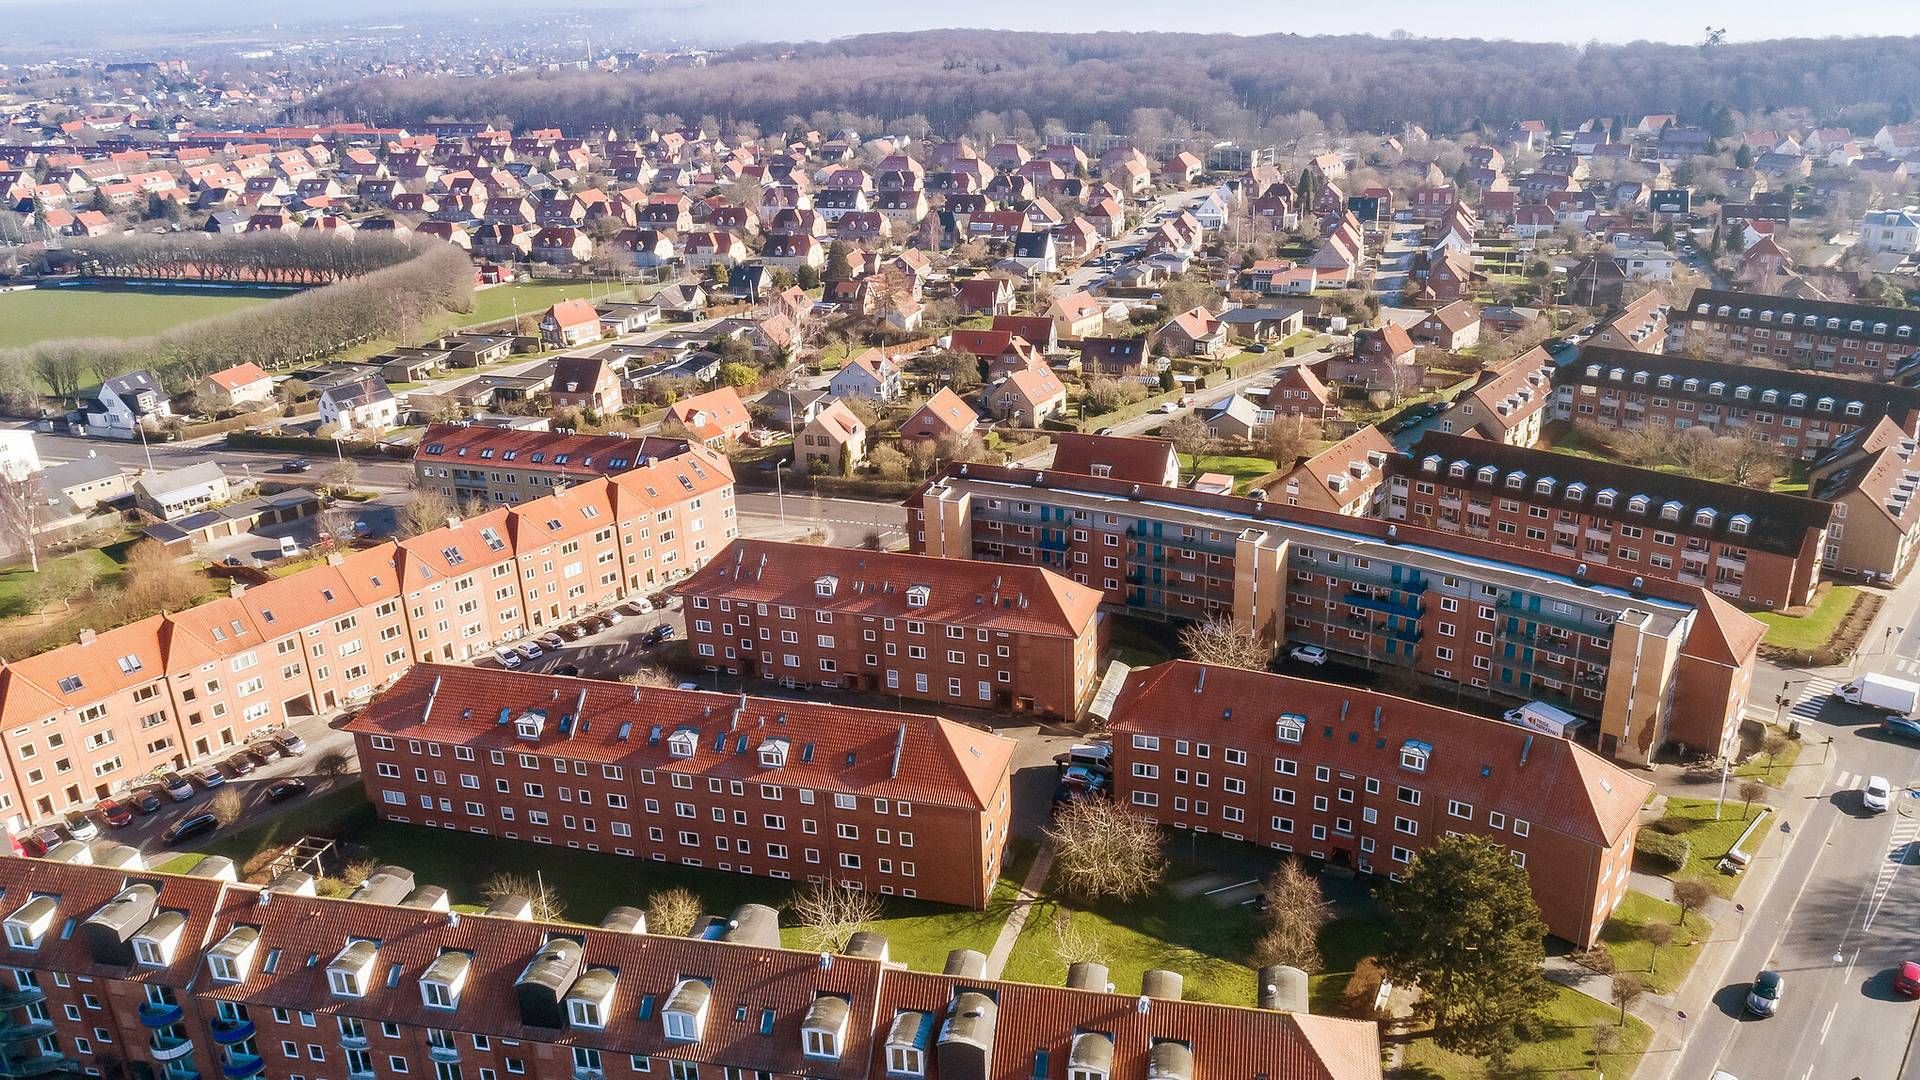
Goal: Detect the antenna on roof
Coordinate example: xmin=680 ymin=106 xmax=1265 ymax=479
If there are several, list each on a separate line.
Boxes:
xmin=420 ymin=675 xmax=442 ymax=727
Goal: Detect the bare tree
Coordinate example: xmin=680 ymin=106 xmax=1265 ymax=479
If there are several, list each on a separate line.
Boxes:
xmin=0 ymin=472 xmax=42 ymax=572
xmin=1049 ymin=909 xmax=1109 ymax=968
xmin=482 ymin=871 xmax=566 ymax=922
xmin=620 ymin=667 xmax=674 ymax=687
xmin=1161 ymin=413 xmax=1216 ymax=476
xmin=210 ymin=788 xmax=245 ymax=827
xmin=1259 ymin=415 xmax=1323 ymax=471
xmin=1178 ymin=616 xmax=1272 ymax=670
xmin=644 ymin=887 xmax=703 ymax=937
xmin=1671 ymin=877 xmax=1714 ymax=926
xmin=789 ymin=878 xmax=883 ymax=953
xmin=399 ymin=487 xmax=455 ymax=538
xmin=1611 ymin=971 xmax=1646 ymax=1026
xmin=119 ymin=540 xmax=206 ymax=615
xmin=1739 ymin=779 xmax=1768 ymax=818
xmin=1760 ymin=730 xmax=1792 ymax=782
xmin=324 ymin=458 xmax=361 ymax=498
xmin=1253 ymin=860 xmax=1329 ymax=972
xmin=1642 ymin=921 xmax=1674 ymax=976
xmin=1046 ymin=799 xmax=1166 ymax=903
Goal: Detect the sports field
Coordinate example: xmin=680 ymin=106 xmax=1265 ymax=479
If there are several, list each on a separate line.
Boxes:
xmin=0 ymin=286 xmax=274 ymax=349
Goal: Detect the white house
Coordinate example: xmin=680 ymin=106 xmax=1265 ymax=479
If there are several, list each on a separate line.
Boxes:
xmin=1861 ymin=207 xmax=1920 ymax=256
xmin=133 ymin=461 xmax=230 ymax=521
xmin=318 ymin=376 xmax=398 ymax=435
xmin=827 ymin=350 xmax=903 ymax=402
xmin=0 ymin=430 xmax=41 ymax=482
xmin=1190 ymin=189 xmax=1231 ymax=231
xmin=77 ymin=370 xmax=171 ymax=440
xmin=1611 ymin=240 xmax=1677 ymax=283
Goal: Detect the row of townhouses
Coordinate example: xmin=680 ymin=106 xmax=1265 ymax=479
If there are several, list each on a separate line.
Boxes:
xmin=0 ymin=447 xmax=736 ymax=832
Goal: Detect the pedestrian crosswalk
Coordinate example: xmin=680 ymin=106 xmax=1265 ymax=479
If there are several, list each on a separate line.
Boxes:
xmin=1895 ymin=657 xmax=1920 ymax=677
xmin=1787 ymin=675 xmax=1842 ymax=721
xmin=1867 ymin=812 xmax=1920 ymax=931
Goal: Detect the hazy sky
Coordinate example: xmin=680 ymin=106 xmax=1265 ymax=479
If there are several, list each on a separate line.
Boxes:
xmin=0 ymin=0 xmax=1913 ymax=47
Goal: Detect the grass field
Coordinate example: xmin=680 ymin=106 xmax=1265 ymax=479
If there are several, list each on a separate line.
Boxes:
xmin=0 ymin=287 xmax=274 ymax=349
xmin=1754 ymin=585 xmax=1863 ymax=651
xmin=157 ymin=788 xmax=1036 ymax=975
xmin=460 ymin=282 xmax=633 ymax=329
xmin=0 ymin=549 xmax=122 ymax=617
xmin=1399 ymin=985 xmax=1652 ymax=1078
xmin=1639 ymin=796 xmax=1768 ymax=897
xmin=1179 ymin=452 xmax=1276 ymax=493
xmin=1600 ymin=890 xmax=1709 ymax=994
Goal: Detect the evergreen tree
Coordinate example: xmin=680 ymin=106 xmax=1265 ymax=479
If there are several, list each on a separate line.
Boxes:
xmin=1734 ymin=143 xmax=1754 ymax=170
xmin=823 ymin=239 xmax=854 ymax=284
xmin=1379 ymin=835 xmax=1552 ymax=1063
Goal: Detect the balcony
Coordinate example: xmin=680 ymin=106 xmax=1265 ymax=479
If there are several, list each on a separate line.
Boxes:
xmin=348 ymin=1071 xmax=376 ymax=1080
xmin=220 ymin=1054 xmax=265 ymax=1080
xmin=0 ymin=992 xmax=43 ymax=1011
xmin=139 ymin=1002 xmax=185 ymax=1028
xmin=1344 ymin=590 xmax=1425 ymax=620
xmin=210 ymin=1019 xmax=255 ymax=1045
xmin=163 ymin=1068 xmax=201 ymax=1080
xmin=574 ymin=1068 xmax=607 ymax=1080
xmin=338 ymin=1033 xmax=370 ymax=1051
xmin=0 ymin=1052 xmax=76 ymax=1078
xmin=0 ymin=1019 xmax=53 ymax=1046
xmin=1496 ymin=598 xmax=1602 ymax=637
xmin=150 ymin=1035 xmax=196 ymax=1062
xmin=429 ymin=1046 xmax=461 ymax=1064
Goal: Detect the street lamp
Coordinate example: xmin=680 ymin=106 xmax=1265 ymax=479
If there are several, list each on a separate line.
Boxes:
xmin=774 ymin=461 xmax=788 ymax=527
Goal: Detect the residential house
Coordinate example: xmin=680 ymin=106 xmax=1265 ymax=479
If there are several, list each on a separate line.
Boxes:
xmin=1047 ymin=291 xmax=1105 ymax=341
xmin=76 ymin=369 xmax=171 ymax=439
xmin=548 ymin=356 xmax=624 ymax=416
xmin=318 ymin=376 xmax=398 ymax=435
xmin=198 ymin=363 xmax=274 ymax=412
xmin=132 ymin=462 xmax=231 ymax=521
xmin=1153 ymin=307 xmax=1228 ymax=359
xmin=828 ymin=350 xmax=904 ymax=403
xmin=1410 ymin=301 xmax=1482 ymax=352
xmin=665 ymin=386 xmax=753 ymax=446
xmin=899 ymin=388 xmax=980 ymax=446
xmin=986 ymin=366 xmax=1068 ymax=427
xmin=799 ymin=400 xmax=867 ymax=475
xmin=540 ymin=299 xmax=603 ymax=348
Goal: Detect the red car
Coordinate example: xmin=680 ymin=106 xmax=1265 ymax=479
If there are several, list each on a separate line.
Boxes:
xmin=1896 ymin=961 xmax=1920 ymax=997
xmin=96 ymin=799 xmax=134 ymax=828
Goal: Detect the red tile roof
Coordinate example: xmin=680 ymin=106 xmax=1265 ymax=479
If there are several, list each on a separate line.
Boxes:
xmin=1049 ymin=433 xmax=1179 ymax=486
xmin=349 ymin=663 xmax=1012 ymax=810
xmin=416 ymin=423 xmax=689 ymax=480
xmin=899 ymin=389 xmax=979 ymax=442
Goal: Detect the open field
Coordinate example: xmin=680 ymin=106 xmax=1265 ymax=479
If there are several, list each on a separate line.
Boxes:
xmin=0 ymin=286 xmax=274 ymax=349
xmin=1754 ymin=585 xmax=1864 ymax=652
xmin=461 ymin=281 xmax=634 ymax=329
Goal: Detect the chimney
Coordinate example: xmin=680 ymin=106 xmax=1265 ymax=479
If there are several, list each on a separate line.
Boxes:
xmin=77 ymin=628 xmax=97 ymax=646
xmin=229 ymin=583 xmax=246 ymax=599
xmin=326 ymin=552 xmax=345 ymax=566
xmin=446 ymin=514 xmax=463 ymax=530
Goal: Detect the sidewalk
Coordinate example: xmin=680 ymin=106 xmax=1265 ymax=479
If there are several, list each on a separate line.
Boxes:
xmin=984 ymin=842 xmax=1054 ymax=978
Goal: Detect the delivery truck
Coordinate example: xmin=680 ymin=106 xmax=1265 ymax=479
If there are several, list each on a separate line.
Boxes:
xmin=1501 ymin=701 xmax=1586 ymax=739
xmin=1835 ymin=674 xmax=1920 ymax=714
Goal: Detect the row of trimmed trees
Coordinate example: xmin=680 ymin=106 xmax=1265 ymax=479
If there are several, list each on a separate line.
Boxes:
xmin=54 ymin=232 xmax=421 ymax=286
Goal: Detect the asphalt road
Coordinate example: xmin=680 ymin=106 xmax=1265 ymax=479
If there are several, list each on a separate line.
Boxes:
xmin=1675 ymin=587 xmax=1920 ymax=1080
xmin=736 ymin=490 xmax=907 ymax=547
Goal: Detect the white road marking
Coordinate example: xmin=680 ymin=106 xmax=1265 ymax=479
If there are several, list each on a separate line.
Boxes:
xmin=1844 ymin=946 xmax=1860 ymax=982
xmin=1819 ymin=1003 xmax=1838 ymax=1043
xmin=1789 ymin=675 xmax=1841 ymax=721
xmin=1865 ymin=815 xmax=1920 ymax=930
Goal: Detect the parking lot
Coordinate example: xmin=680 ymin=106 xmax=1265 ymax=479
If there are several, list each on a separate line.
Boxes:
xmin=483 ymin=594 xmax=689 ymax=680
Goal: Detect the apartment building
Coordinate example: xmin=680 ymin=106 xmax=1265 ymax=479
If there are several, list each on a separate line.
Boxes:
xmin=0 ymin=452 xmax=736 ymax=833
xmin=350 ymin=664 xmax=1015 ymax=907
xmin=910 ymin=462 xmax=1764 ymax=764
xmin=413 ymin=423 xmax=693 ymax=506
xmin=1384 ymin=432 xmax=1831 ymax=609
xmin=676 ymin=540 xmax=1106 ymax=719
xmin=1808 ymin=417 xmax=1920 ymax=579
xmin=1681 ymin=287 xmax=1920 ymax=378
xmin=1269 ymin=428 xmax=1398 ymax=514
xmin=0 ymin=855 xmax=1381 ymax=1080
xmin=1555 ymin=346 xmax=1920 ymax=460
xmin=1110 ymin=661 xmax=1649 ymax=947
xmin=1432 ymin=349 xmax=1558 ymax=445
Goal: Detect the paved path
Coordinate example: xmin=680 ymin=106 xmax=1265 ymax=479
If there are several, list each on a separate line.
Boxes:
xmin=984 ymin=843 xmax=1055 ymax=978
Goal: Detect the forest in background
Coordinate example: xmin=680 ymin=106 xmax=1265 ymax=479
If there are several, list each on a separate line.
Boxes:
xmin=308 ymin=30 xmax=1920 ymax=140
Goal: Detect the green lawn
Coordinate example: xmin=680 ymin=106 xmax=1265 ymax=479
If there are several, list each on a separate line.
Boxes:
xmin=461 ymin=282 xmax=633 ymax=329
xmin=1399 ymin=985 xmax=1651 ymax=1079
xmin=156 ymin=788 xmax=1033 ymax=975
xmin=1599 ymin=890 xmax=1709 ymax=994
xmin=1639 ymin=796 xmax=1768 ymax=897
xmin=1753 ymin=585 xmax=1863 ymax=651
xmin=1107 ymin=615 xmax=1181 ymax=669
xmin=1307 ymin=911 xmax=1391 ymax=1014
xmin=998 ymin=853 xmax=1267 ymax=1006
xmin=0 ymin=549 xmax=122 ymax=617
xmin=1735 ymin=727 xmax=1802 ymax=785
xmin=1179 ymin=452 xmax=1276 ymax=493
xmin=0 ymin=286 xmax=274 ymax=349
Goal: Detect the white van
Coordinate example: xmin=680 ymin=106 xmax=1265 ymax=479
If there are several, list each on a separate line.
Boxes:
xmin=278 ymin=536 xmax=300 ymax=558
xmin=1502 ymin=701 xmax=1585 ymax=739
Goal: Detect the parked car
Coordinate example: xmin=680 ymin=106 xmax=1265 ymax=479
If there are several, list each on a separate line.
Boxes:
xmin=494 ymin=647 xmax=522 ymax=669
xmin=97 ymin=799 xmax=134 ymax=828
xmin=280 ymin=458 xmax=313 ymax=473
xmin=271 ymin=731 xmax=306 ymax=756
xmin=551 ymin=664 xmax=581 ymax=677
xmin=245 ymin=745 xmax=277 ymax=767
xmin=187 ymin=766 xmax=226 ymax=790
xmin=160 ymin=773 xmax=194 ymax=801
xmin=1243 ymin=342 xmax=1267 ymax=353
xmin=162 ymin=812 xmax=219 ymax=845
xmin=560 ymin=623 xmax=590 ymax=641
xmin=677 ymin=681 xmax=702 ymax=691
xmin=1745 ymin=970 xmax=1783 ymax=1017
xmin=132 ymin=789 xmax=164 ymax=814
xmin=602 ymin=609 xmax=625 ymax=624
xmin=1288 ymin=644 xmax=1329 ymax=666
xmin=645 ymin=625 xmax=676 ymax=646
xmin=266 ymin=778 xmax=308 ymax=802
xmin=1865 ymin=775 xmax=1892 ymax=813
xmin=621 ymin=599 xmax=653 ymax=616
xmin=516 ymin=642 xmax=544 ymax=661
xmin=537 ymin=633 xmax=566 ymax=650
xmin=63 ymin=812 xmax=99 ymax=842
xmin=18 ymin=825 xmax=67 ymax=857
xmin=581 ymin=616 xmax=610 ymax=633
xmin=223 ymin=753 xmax=256 ymax=778
xmin=1057 ymin=764 xmax=1112 ymax=795
xmin=1896 ymin=961 xmax=1920 ymax=997
xmin=1884 ymin=715 xmax=1920 ymax=742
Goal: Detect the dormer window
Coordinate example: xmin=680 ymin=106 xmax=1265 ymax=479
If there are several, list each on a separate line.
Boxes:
xmin=1789 ymin=393 xmax=1807 ymax=409
xmin=1660 ymin=501 xmax=1682 ymax=522
xmin=815 ymin=575 xmax=838 ymax=597
xmin=1565 ymin=482 xmax=1586 ymax=501
xmin=567 ymin=967 xmax=617 ymax=1031
xmin=905 ymin=585 xmax=930 ymax=608
xmin=1275 ymin=714 xmax=1305 ymax=744
xmin=1694 ymin=508 xmax=1717 ymax=528
xmin=421 ymin=950 xmax=471 ymax=1010
xmin=667 ymin=729 xmax=698 ymax=759
xmin=569 ymin=999 xmax=602 ymax=1028
xmin=1632 ymin=372 xmax=1648 ymax=385
xmin=759 ymin=739 xmax=789 ymax=769
xmin=1846 ymin=401 xmax=1865 ymax=417
xmin=1817 ymin=397 xmax=1834 ymax=413
xmin=802 ymin=994 xmax=850 ymax=1060
xmin=1504 ymin=472 xmax=1524 ymax=490
xmin=1656 ymin=375 xmax=1673 ymax=389
xmin=206 ymin=926 xmax=259 ymax=983
xmin=1476 ymin=466 xmax=1497 ymax=484
xmin=131 ymin=911 xmax=185 ymax=967
xmin=1400 ymin=741 xmax=1431 ymax=772
xmin=1628 ymin=495 xmax=1650 ymax=515
xmin=885 ymin=1011 xmax=933 ymax=1077
xmin=1448 ymin=462 xmax=1468 ymax=479
xmin=663 ymin=977 xmax=710 ymax=1042
xmin=1762 ymin=389 xmax=1779 ymax=404
xmin=327 ymin=939 xmax=377 ymax=998
xmin=1595 ymin=489 xmax=1616 ymax=509
xmin=1735 ymin=386 xmax=1751 ymax=400
xmin=1534 ymin=478 xmax=1554 ymax=496
xmin=1682 ymin=378 xmax=1700 ymax=393
xmin=4 ymin=896 xmax=56 ymax=950
xmin=1729 ymin=514 xmax=1752 ymax=535
xmin=1068 ymin=1031 xmax=1114 ymax=1080
xmin=516 ymin=709 xmax=548 ymax=741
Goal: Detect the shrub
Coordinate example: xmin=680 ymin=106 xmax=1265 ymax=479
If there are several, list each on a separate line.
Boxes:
xmin=1634 ymin=830 xmax=1690 ymax=873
